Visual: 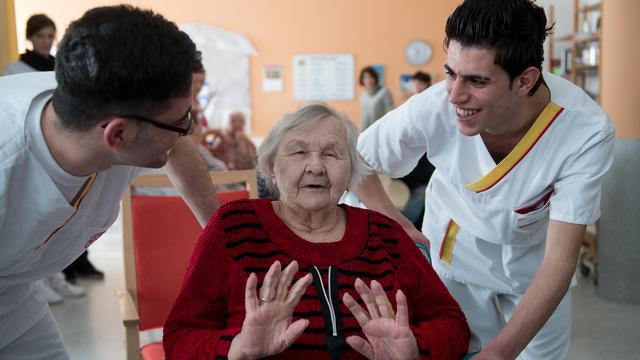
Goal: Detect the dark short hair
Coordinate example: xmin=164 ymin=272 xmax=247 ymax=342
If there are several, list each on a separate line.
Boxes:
xmin=412 ymin=71 xmax=431 ymax=86
xmin=359 ymin=66 xmax=379 ymax=87
xmin=52 ymin=5 xmax=199 ymax=131
xmin=445 ymin=0 xmax=553 ymax=83
xmin=26 ymin=14 xmax=56 ymax=38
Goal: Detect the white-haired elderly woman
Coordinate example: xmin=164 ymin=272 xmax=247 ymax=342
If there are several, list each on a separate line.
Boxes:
xmin=164 ymin=103 xmax=470 ymax=359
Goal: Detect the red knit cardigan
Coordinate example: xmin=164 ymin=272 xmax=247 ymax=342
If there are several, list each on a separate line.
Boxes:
xmin=163 ymin=199 xmax=469 ymax=359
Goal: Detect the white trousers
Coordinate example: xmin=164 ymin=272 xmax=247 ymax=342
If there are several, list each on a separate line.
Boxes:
xmin=443 ymin=278 xmax=571 ymax=360
xmin=0 ymin=282 xmax=69 ymax=360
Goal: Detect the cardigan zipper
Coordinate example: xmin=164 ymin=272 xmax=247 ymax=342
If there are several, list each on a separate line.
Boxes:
xmin=310 ymin=265 xmax=345 ymax=359
xmin=312 ymin=266 xmax=337 ymax=336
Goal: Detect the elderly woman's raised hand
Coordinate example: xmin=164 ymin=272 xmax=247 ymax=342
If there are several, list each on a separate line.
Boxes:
xmin=228 ymin=260 xmax=313 ymax=360
xmin=343 ymin=278 xmax=419 ymax=360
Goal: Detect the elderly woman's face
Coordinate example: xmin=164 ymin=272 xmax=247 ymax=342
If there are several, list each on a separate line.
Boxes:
xmin=271 ymin=116 xmax=352 ymax=212
xmin=228 ymin=113 xmax=245 ymax=133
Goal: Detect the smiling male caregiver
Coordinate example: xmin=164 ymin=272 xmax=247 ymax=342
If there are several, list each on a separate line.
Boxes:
xmin=355 ymin=0 xmax=615 ymax=359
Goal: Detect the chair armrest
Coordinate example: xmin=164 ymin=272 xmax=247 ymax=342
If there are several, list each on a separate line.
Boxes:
xmin=116 ymin=289 xmax=139 ymax=328
xmin=116 ymin=289 xmax=142 ymax=360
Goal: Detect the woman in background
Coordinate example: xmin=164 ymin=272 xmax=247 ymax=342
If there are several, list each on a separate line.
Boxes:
xmin=4 ymin=14 xmax=56 ymax=75
xmin=358 ymin=66 xmax=394 ymax=133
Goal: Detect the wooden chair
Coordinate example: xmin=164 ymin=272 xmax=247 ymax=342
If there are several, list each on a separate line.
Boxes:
xmin=116 ymin=169 xmax=258 ymax=360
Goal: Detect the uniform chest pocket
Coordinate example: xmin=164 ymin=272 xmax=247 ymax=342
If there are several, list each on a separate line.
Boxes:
xmin=512 ymin=187 xmax=553 ymax=234
xmin=512 ymin=202 xmax=550 ymax=233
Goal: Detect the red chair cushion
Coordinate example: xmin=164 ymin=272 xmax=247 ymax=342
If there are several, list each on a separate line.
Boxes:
xmin=131 ymin=190 xmax=250 ymax=330
xmin=140 ymin=342 xmax=165 ymax=360
xmin=131 ymin=195 xmax=200 ymax=330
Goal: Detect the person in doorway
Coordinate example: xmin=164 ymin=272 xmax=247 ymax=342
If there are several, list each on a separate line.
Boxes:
xmin=0 ymin=5 xmax=218 ymax=359
xmin=355 ymin=0 xmax=615 ymax=359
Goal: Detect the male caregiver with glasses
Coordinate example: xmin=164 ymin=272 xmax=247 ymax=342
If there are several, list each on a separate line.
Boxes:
xmin=0 ymin=6 xmax=219 ymax=359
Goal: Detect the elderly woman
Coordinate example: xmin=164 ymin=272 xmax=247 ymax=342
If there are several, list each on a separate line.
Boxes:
xmin=208 ymin=110 xmax=257 ymax=170
xmin=163 ymin=103 xmax=470 ymax=359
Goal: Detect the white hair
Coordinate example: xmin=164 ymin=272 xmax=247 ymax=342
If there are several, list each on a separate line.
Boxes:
xmin=257 ymin=103 xmax=371 ymax=196
xmin=221 ymin=107 xmax=250 ymax=128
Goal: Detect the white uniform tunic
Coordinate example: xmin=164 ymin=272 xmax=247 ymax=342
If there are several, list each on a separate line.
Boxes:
xmin=4 ymin=60 xmax=37 ymax=76
xmin=358 ymin=72 xmax=614 ymax=292
xmin=0 ymin=72 xmax=142 ymax=351
xmin=358 ymin=73 xmax=614 ymax=357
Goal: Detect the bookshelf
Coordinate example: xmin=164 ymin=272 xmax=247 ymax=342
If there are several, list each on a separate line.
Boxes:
xmin=548 ymin=0 xmax=602 ymax=102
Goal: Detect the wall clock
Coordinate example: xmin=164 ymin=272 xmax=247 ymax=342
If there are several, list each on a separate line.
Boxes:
xmin=405 ymin=40 xmax=432 ymax=66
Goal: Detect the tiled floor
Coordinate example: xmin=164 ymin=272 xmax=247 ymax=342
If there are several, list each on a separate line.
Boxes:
xmin=50 ymin=215 xmax=640 ymax=359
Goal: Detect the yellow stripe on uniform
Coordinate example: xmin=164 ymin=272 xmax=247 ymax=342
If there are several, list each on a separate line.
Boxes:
xmin=33 ymin=173 xmax=97 ymax=252
xmin=70 ymin=173 xmax=97 ymax=207
xmin=439 ymin=219 xmax=460 ymax=265
xmin=465 ymin=102 xmax=564 ymax=193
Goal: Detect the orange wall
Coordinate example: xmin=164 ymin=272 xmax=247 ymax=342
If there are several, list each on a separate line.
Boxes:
xmin=14 ymin=0 xmax=459 ymax=137
xmin=601 ymin=0 xmax=640 ymax=139
xmin=1 ymin=0 xmax=18 ymax=70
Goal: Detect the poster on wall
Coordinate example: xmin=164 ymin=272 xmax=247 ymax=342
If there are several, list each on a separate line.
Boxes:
xmin=293 ymin=54 xmax=354 ymax=101
xmin=263 ymin=65 xmax=284 ymax=92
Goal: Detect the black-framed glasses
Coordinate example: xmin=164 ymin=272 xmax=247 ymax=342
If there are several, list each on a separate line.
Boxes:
xmin=102 ymin=107 xmax=193 ymax=136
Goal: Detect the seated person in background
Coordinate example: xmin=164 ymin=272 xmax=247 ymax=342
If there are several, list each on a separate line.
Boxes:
xmin=208 ymin=110 xmax=257 ymax=170
xmin=411 ymin=71 xmax=432 ymax=95
xmin=163 ymin=103 xmax=470 ymax=359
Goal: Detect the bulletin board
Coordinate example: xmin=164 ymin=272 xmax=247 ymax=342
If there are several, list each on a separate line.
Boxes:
xmin=293 ymin=54 xmax=354 ymax=101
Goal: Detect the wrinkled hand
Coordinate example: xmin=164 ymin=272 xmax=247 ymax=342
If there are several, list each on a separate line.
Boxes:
xmin=343 ymin=278 xmax=419 ymax=360
xmin=228 ymin=260 xmax=313 ymax=360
